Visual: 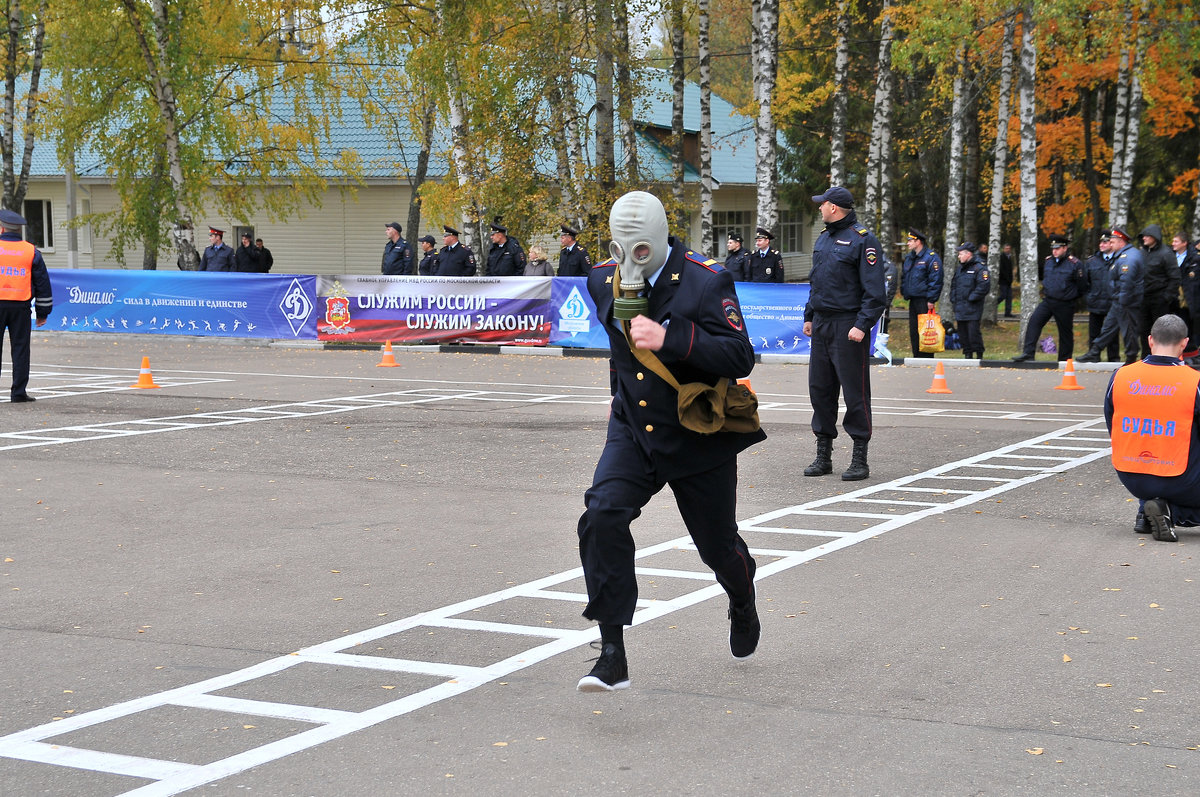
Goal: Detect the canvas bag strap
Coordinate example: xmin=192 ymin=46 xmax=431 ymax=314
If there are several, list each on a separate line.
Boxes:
xmin=613 ymin=260 xmax=681 ymax=391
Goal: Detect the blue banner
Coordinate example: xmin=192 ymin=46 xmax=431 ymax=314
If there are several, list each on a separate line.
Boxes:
xmin=47 ymin=270 xmax=318 ymax=339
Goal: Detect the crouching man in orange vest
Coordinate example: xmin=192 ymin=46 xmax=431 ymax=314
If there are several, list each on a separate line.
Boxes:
xmin=1104 ymin=314 xmax=1200 ymax=542
xmin=0 ymin=208 xmax=53 ymax=403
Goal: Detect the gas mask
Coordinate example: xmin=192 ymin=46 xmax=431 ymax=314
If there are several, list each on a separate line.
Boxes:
xmin=608 ymin=191 xmax=669 ymax=320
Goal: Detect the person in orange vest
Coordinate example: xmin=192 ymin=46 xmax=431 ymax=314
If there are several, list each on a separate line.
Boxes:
xmin=0 ymin=208 xmax=53 ymax=403
xmin=1104 ymin=314 xmax=1200 ymax=542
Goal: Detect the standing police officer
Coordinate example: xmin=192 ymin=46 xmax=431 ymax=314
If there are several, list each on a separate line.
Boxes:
xmin=1083 ymin=234 xmax=1118 ymax=362
xmin=724 ymin=233 xmax=751 ymax=281
xmin=382 ymin=222 xmax=412 ymax=275
xmin=485 ymin=220 xmax=526 ymax=277
xmin=416 ymin=235 xmax=438 ymax=276
xmin=1012 ymin=234 xmax=1087 ymax=362
xmin=436 ymin=226 xmax=477 ymax=277
xmin=747 ymin=227 xmax=784 ymax=282
xmin=803 ymin=186 xmax=887 ymax=481
xmin=1079 ymin=228 xmax=1145 ymax=364
xmin=900 ymin=228 xmax=943 ymax=359
xmin=556 ymin=225 xmax=592 ymax=276
xmin=0 ymin=208 xmax=52 ymax=402
xmin=199 ymin=227 xmax=235 ymax=272
xmin=949 ymin=242 xmax=990 ymax=359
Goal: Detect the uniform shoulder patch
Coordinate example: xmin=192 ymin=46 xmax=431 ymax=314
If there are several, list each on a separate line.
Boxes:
xmin=856 ymin=227 xmax=868 ymax=237
xmin=722 ymin=298 xmax=744 ymax=331
xmin=685 ymin=250 xmax=721 ymax=272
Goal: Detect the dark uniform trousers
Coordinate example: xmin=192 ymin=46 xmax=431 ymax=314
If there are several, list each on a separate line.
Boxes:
xmin=1 ymin=301 xmax=33 ymax=398
xmin=578 ymin=417 xmax=755 ymax=625
xmin=1089 ymin=311 xmax=1119 ymax=361
xmin=1092 ymin=304 xmax=1140 ymax=361
xmin=1022 ymin=298 xmax=1077 ymax=360
xmin=810 ymin=312 xmax=872 ymax=441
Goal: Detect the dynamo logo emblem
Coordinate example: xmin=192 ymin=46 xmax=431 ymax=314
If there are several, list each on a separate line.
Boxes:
xmin=558 ymin=285 xmax=591 ymax=335
xmin=279 ymin=279 xmax=314 ymax=337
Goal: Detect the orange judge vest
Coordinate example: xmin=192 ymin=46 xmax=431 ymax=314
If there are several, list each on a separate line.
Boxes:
xmin=0 ymin=240 xmax=35 ymax=301
xmin=1110 ymin=361 xmax=1200 ymax=476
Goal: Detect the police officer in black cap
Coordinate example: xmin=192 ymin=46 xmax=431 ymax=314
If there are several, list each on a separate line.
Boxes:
xmin=900 ymin=227 xmax=943 ymax=358
xmin=382 ymin=222 xmax=412 ymax=275
xmin=950 ymin=242 xmax=990 ymax=359
xmin=485 ymin=219 xmax=526 ymax=277
xmin=724 ymin=233 xmax=751 ymax=281
xmin=803 ymin=186 xmax=886 ymax=481
xmin=416 ymin=234 xmax=439 ymax=276
xmin=436 ymin=225 xmax=477 ymax=277
xmin=557 ymin=224 xmax=592 ymax=277
xmin=1013 ymin=234 xmax=1087 ymax=362
xmin=0 ymin=208 xmax=52 ymax=402
xmin=748 ymin=227 xmax=784 ymax=282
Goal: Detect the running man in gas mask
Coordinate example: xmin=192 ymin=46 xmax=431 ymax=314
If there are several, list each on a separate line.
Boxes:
xmin=575 ymin=190 xmax=767 ymax=692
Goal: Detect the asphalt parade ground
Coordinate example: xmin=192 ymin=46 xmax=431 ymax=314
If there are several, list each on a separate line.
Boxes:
xmin=1 ymin=335 xmax=1197 ymax=796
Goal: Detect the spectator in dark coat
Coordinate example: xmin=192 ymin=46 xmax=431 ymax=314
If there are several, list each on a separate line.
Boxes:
xmin=1140 ymin=224 xmax=1180 ymax=358
xmin=950 ymin=242 xmax=990 ymax=359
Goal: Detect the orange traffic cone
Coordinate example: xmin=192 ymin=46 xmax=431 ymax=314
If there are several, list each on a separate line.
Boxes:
xmin=1055 ymin=358 xmax=1084 ymax=390
xmin=129 ymin=356 xmax=162 ymax=389
xmin=925 ymin=360 xmax=953 ymax=394
xmin=376 ymin=340 xmax=400 ymax=368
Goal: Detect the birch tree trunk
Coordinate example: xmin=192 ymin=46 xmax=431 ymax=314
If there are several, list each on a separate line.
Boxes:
xmin=1107 ymin=4 xmax=1133 ymax=230
xmin=864 ymin=0 xmax=895 ymax=248
xmin=829 ymin=0 xmax=851 ymax=187
xmin=595 ymin=0 xmax=616 ymax=197
xmin=751 ymin=0 xmax=779 ymax=233
xmin=615 ymin=0 xmax=639 ymax=182
xmin=939 ymin=45 xmax=968 ymax=318
xmin=699 ymin=0 xmax=713 ymax=255
xmin=670 ymin=0 xmax=685 ymax=227
xmin=1117 ymin=13 xmax=1146 ymax=227
xmin=120 ymin=0 xmax=198 ymax=269
xmin=2 ymin=0 xmax=45 ymax=212
xmin=1017 ymin=4 xmax=1039 ymax=342
xmin=983 ymin=15 xmax=1015 ymax=324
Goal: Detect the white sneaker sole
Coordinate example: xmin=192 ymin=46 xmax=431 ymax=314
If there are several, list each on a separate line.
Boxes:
xmin=577 ymin=675 xmax=630 ymax=692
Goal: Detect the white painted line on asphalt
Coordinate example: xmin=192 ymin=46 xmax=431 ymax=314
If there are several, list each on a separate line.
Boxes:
xmin=0 ymin=417 xmax=1113 ymax=797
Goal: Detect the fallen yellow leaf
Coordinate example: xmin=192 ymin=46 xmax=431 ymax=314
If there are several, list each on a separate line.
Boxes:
xmin=1027 ymin=748 xmax=1044 ymax=755
xmin=1063 ymin=654 xmax=1072 ymax=663
xmin=1097 ymin=683 xmax=1114 ymax=687
xmin=493 ymin=742 xmax=508 ymax=747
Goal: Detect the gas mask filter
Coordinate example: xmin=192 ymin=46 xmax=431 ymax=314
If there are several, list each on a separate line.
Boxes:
xmin=609 ymin=191 xmax=669 ymax=320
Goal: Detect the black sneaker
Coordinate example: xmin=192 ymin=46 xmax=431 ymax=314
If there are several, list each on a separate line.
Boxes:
xmin=1011 ymin=353 xmax=1033 ymax=363
xmin=1143 ymin=498 xmax=1178 ymax=543
xmin=577 ymin=642 xmax=630 ymax=692
xmin=728 ymin=599 xmax=761 ymax=660
xmin=1134 ymin=510 xmax=1149 ymax=533
xmin=9 ymin=394 xmax=35 ymax=403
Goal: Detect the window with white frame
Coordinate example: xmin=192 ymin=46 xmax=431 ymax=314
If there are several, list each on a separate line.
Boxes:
xmin=777 ymin=208 xmax=805 ymax=254
xmin=713 ymin=210 xmax=753 ymax=249
xmin=22 ymin=199 xmax=53 ymax=250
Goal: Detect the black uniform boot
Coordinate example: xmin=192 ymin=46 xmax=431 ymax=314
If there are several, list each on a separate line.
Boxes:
xmin=804 ymin=435 xmax=833 ymax=477
xmin=1076 ymin=348 xmax=1101 ymax=363
xmin=842 ymin=440 xmax=870 ymax=481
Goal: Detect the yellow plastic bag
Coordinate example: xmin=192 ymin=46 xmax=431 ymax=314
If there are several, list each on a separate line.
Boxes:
xmin=918 ymin=312 xmax=945 ymax=353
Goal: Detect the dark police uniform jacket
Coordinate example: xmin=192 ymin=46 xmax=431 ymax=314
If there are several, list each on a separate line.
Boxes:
xmin=725 ymin=248 xmax=751 ymax=281
xmin=587 ymin=238 xmax=766 ymax=482
xmin=747 ymin=247 xmax=784 ymax=282
xmin=418 ymin=250 xmax=438 ymax=276
xmin=486 ymin=238 xmax=526 ymax=277
xmin=1040 ymin=253 xmax=1086 ymax=302
xmin=1180 ymin=246 xmax=1200 ymax=307
xmin=436 ymin=243 xmax=477 ymax=277
xmin=558 ymin=244 xmax=593 ymax=277
xmin=199 ymin=242 xmax=234 ymax=272
xmin=234 ymin=244 xmax=261 ymax=273
xmin=900 ymin=245 xmax=943 ymax=302
xmin=382 ymin=237 xmax=413 ymax=275
xmin=950 ymin=255 xmax=990 ymax=322
xmin=1084 ymin=251 xmax=1114 ymax=314
xmin=804 ymin=212 xmax=887 ymax=332
xmin=1110 ymin=242 xmax=1145 ymax=308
